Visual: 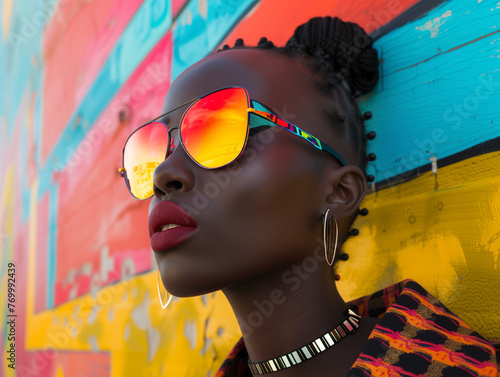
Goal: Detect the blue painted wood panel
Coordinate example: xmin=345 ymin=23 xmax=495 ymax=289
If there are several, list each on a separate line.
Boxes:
xmin=361 ymin=0 xmax=500 ymax=183
xmin=171 ymin=0 xmax=258 ymax=79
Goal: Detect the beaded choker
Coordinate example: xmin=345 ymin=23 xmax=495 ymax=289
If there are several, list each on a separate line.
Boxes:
xmin=248 ymin=309 xmax=361 ymax=375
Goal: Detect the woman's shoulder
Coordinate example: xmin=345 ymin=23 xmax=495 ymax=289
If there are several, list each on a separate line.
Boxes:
xmin=347 ymin=279 xmax=500 ymax=377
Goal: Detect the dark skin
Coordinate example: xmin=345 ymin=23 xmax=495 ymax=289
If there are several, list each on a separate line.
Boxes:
xmin=150 ymin=48 xmax=379 ymax=376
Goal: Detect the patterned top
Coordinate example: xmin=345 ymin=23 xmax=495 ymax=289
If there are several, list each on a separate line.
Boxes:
xmin=215 ymin=280 xmax=500 ymax=377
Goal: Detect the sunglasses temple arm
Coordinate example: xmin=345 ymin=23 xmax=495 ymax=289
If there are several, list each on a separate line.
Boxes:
xmin=321 ymin=144 xmax=346 ymax=166
xmin=249 ymin=108 xmax=346 ymax=166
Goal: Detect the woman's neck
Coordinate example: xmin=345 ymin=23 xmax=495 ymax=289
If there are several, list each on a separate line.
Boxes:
xmin=222 ymin=263 xmax=378 ymax=376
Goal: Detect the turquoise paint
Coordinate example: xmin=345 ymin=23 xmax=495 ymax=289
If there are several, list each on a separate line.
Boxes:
xmin=1 ymin=0 xmax=47 ymax=223
xmin=20 ymin=113 xmax=30 ymax=222
xmin=1 ymin=0 xmax=46 ymax=140
xmin=171 ymin=0 xmax=258 ymax=80
xmin=360 ymin=0 xmax=500 ymax=183
xmin=35 ymin=82 xmax=43 ymax=178
xmin=0 ymin=41 xmax=6 ymax=153
xmin=47 ymin=184 xmax=59 ymax=308
xmin=37 ymin=0 xmax=173 ymax=200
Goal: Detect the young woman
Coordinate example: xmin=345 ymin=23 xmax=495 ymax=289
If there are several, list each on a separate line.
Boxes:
xmin=120 ymin=17 xmax=499 ymax=377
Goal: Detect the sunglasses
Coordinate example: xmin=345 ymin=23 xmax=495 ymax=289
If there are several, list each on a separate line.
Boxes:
xmin=119 ymin=86 xmax=346 ymax=200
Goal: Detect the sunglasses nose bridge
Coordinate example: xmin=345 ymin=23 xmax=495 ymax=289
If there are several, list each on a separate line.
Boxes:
xmin=168 ymin=127 xmax=181 ymax=150
xmin=152 ymin=137 xmax=196 ymax=199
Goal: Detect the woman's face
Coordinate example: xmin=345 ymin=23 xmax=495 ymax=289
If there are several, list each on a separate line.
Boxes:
xmin=150 ymin=48 xmax=349 ymax=296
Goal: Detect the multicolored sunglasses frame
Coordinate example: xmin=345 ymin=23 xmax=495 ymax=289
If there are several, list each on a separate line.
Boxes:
xmin=119 ymin=86 xmax=346 ymax=199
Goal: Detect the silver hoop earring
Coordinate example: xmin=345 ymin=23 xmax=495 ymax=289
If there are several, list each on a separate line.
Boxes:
xmin=157 ymin=268 xmax=173 ymax=309
xmin=322 ymin=209 xmax=339 ymax=266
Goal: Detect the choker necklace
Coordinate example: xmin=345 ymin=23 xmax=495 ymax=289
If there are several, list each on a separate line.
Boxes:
xmin=248 ymin=309 xmax=361 ymax=375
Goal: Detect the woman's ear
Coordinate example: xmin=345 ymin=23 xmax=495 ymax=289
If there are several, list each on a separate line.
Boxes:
xmin=323 ymin=165 xmax=367 ymax=219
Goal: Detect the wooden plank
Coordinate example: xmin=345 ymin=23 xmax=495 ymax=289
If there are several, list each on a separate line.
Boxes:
xmin=339 ymin=151 xmax=500 ymax=339
xmin=371 ymin=0 xmax=447 ymax=40
xmin=171 ymin=0 xmax=258 ymax=79
xmin=220 ymin=0 xmax=421 ymax=48
xmin=375 ymin=136 xmax=500 ymax=189
xmin=360 ymin=0 xmax=500 ymax=183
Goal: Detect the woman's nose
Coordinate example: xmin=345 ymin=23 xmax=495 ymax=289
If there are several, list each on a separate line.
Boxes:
xmin=152 ymin=141 xmax=195 ymax=200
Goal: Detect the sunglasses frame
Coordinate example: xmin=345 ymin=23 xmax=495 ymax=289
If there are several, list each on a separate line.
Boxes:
xmin=120 ymin=86 xmax=346 ymax=200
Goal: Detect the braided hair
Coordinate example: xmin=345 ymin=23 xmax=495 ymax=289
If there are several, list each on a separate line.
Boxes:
xmin=218 ymin=16 xmax=379 ymax=170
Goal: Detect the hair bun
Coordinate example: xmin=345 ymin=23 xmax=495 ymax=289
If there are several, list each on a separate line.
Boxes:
xmin=286 ymin=16 xmax=379 ymax=97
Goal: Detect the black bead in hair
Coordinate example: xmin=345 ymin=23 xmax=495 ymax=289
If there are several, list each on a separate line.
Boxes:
xmin=257 ymin=37 xmax=275 ymax=49
xmin=258 ymin=37 xmax=268 ymax=46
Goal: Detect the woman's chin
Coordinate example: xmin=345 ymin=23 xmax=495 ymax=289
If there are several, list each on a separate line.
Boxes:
xmin=162 ymin=278 xmax=224 ymax=298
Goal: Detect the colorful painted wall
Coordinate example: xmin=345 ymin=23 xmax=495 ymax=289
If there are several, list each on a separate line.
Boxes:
xmin=0 ymin=0 xmax=499 ymax=375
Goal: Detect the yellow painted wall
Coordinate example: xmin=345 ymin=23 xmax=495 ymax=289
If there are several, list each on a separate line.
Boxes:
xmin=339 ymin=151 xmax=500 ymax=339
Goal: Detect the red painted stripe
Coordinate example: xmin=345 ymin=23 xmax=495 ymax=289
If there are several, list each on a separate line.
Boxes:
xmin=34 ymin=193 xmax=49 ymax=312
xmin=41 ymin=0 xmax=144 ymax=165
xmin=220 ymin=0 xmax=421 ymax=48
xmin=54 ymin=33 xmax=172 ymax=306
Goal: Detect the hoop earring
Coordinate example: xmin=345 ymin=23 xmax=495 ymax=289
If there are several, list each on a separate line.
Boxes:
xmin=322 ymin=209 xmax=339 ymax=266
xmin=157 ymin=268 xmax=173 ymax=309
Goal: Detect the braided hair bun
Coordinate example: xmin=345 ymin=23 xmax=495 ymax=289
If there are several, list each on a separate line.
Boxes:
xmin=286 ymin=16 xmax=378 ymax=97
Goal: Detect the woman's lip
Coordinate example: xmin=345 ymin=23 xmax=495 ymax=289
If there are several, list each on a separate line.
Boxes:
xmin=148 ymin=201 xmax=198 ymax=251
xmin=149 ymin=201 xmax=198 ymax=235
xmin=150 ymin=226 xmax=197 ymax=252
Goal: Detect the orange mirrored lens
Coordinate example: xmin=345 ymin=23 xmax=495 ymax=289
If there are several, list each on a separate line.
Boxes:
xmin=124 ymin=122 xmax=169 ymax=199
xmin=180 ymin=87 xmax=249 ymax=168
